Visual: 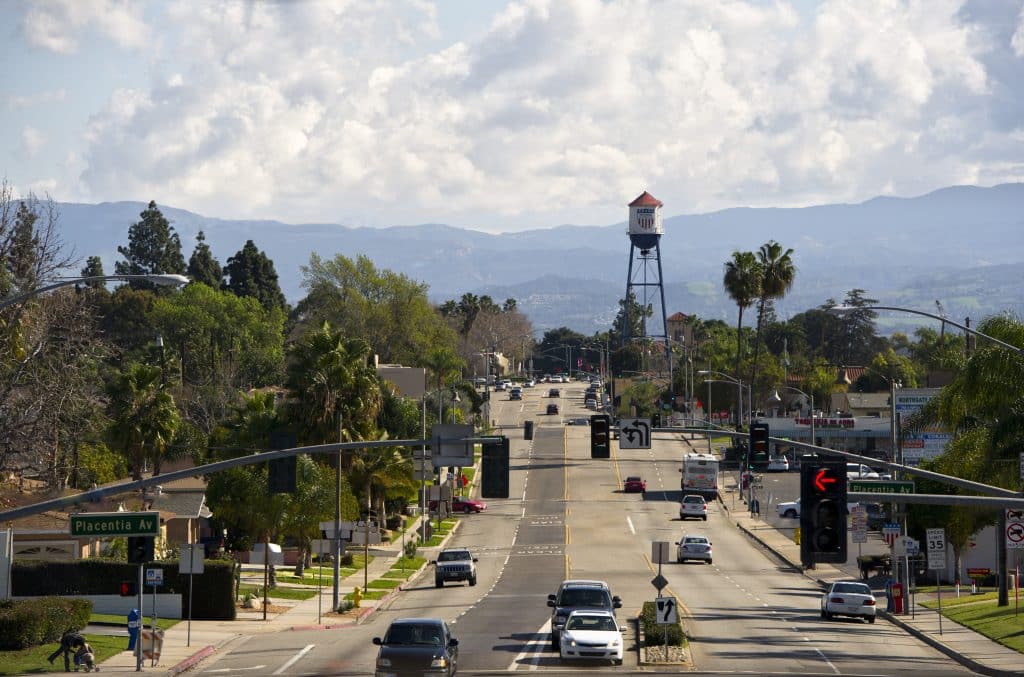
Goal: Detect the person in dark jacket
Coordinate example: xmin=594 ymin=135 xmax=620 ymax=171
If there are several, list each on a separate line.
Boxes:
xmin=48 ymin=631 xmax=86 ymax=671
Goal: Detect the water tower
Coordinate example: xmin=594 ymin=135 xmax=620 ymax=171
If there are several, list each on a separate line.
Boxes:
xmin=622 ymin=191 xmax=671 ymax=370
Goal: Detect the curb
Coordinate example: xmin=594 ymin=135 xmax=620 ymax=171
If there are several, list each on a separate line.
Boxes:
xmin=877 ymin=611 xmax=1022 ymax=677
xmin=167 ymin=645 xmax=215 ymax=676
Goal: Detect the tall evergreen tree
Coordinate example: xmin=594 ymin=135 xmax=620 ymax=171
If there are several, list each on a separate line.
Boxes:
xmin=79 ymin=256 xmax=106 ymax=290
xmin=224 ymin=239 xmax=286 ymax=312
xmin=114 ymin=201 xmax=186 ymax=291
xmin=187 ymin=231 xmax=223 ymax=288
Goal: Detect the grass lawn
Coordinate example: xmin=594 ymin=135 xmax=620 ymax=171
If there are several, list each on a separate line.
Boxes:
xmin=0 ymin=633 xmax=126 ymax=676
xmin=277 ymin=557 xmax=371 ymax=586
xmin=919 ymin=591 xmax=1000 ymax=607
xmin=367 ymin=579 xmax=402 ymax=590
xmin=920 ymin=598 xmax=1024 ymax=654
xmin=238 ymin=584 xmax=317 ymax=601
xmin=90 ymin=613 xmax=179 ymax=630
xmin=381 ymin=556 xmax=427 ymax=579
xmin=344 ymin=588 xmax=388 ymax=601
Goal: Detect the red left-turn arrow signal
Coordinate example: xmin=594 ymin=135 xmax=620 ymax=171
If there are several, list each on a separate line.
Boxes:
xmin=814 ymin=468 xmax=837 ymax=492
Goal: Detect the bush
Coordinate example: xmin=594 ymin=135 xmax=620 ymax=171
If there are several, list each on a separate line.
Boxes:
xmin=339 ymin=553 xmax=354 ymax=567
xmin=385 ymin=516 xmax=402 ymax=530
xmin=403 ymin=539 xmax=418 ymax=559
xmin=0 ymin=597 xmax=92 ymax=649
xmin=12 ymin=558 xmax=236 ymax=620
xmin=640 ymin=600 xmax=684 ymax=646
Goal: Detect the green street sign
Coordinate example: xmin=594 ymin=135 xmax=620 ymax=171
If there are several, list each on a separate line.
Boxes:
xmin=70 ymin=511 xmax=160 ymax=537
xmin=849 ymin=480 xmax=915 ymax=495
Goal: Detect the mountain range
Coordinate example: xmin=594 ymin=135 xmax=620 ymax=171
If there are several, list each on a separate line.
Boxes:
xmin=53 ymin=183 xmax=1024 ymax=335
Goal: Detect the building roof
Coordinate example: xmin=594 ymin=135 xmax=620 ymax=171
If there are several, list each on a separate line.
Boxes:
xmin=628 ymin=191 xmax=663 ymax=208
xmin=667 ymin=312 xmax=688 ymax=321
xmin=150 ymin=489 xmax=211 ymax=520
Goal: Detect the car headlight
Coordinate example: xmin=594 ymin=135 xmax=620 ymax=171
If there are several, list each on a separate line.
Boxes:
xmin=376 ymin=657 xmax=391 ymax=668
xmin=429 ymin=657 xmax=448 ymax=668
xmin=555 ymin=615 xmax=567 ymax=625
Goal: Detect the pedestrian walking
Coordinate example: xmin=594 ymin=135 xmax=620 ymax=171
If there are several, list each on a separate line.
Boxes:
xmin=47 ymin=630 xmax=86 ymax=672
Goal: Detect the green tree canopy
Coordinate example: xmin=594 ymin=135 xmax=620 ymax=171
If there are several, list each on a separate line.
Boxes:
xmin=224 ymin=239 xmax=286 ymax=312
xmin=114 ymin=201 xmax=186 ymax=290
xmin=187 ymin=231 xmax=223 ymax=288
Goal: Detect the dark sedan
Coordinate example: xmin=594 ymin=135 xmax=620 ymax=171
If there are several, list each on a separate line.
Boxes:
xmin=373 ymin=617 xmax=459 ymax=677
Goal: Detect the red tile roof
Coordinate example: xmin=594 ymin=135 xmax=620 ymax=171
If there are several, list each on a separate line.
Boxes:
xmin=628 ymin=191 xmax=662 ymax=207
xmin=667 ymin=312 xmax=688 ymax=321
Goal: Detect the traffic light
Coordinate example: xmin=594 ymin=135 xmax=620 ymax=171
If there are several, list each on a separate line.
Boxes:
xmin=127 ymin=536 xmax=154 ymax=564
xmin=590 ymin=414 xmax=610 ymax=458
xmin=800 ymin=460 xmax=848 ymax=565
xmin=749 ymin=423 xmax=769 ymax=455
xmin=480 ymin=436 xmax=510 ymax=498
xmin=119 ymin=580 xmax=137 ymax=596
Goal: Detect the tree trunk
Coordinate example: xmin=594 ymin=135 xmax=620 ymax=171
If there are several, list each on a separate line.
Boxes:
xmin=750 ymin=298 xmax=766 ymax=415
xmin=734 ymin=306 xmax=745 ymax=428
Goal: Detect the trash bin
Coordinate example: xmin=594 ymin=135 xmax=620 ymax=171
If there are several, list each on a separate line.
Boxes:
xmin=139 ymin=627 xmax=164 ymax=661
xmin=127 ymin=609 xmax=140 ymax=651
xmin=524 ymin=420 xmax=534 ymax=440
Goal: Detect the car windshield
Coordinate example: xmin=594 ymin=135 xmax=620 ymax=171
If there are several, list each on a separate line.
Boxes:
xmin=684 ymin=537 xmax=708 ymax=544
xmin=565 ymin=615 xmax=617 ymax=631
xmin=683 ymin=496 xmax=703 ymax=504
xmin=558 ymin=588 xmax=610 ymax=607
xmin=438 ymin=551 xmax=469 ymax=562
xmin=626 ymin=476 xmax=641 ymax=482
xmin=833 ymin=583 xmax=871 ymax=595
xmin=385 ymin=623 xmax=444 ymax=645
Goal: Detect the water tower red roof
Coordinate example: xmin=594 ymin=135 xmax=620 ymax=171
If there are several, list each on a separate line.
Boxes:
xmin=628 ymin=191 xmax=662 ymax=207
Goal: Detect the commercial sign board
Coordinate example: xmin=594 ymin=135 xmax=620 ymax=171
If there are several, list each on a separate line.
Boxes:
xmin=70 ymin=511 xmax=160 ymax=537
xmin=895 ymin=389 xmax=953 ymax=466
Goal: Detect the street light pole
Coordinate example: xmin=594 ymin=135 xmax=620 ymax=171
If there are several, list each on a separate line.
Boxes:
xmin=0 ymin=274 xmax=190 ymax=310
xmin=771 ymin=386 xmax=814 ymax=446
xmin=698 ymin=370 xmax=749 ymax=430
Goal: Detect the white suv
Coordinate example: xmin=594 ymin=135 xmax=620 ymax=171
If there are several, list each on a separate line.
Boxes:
xmin=679 ymin=494 xmax=708 ymax=521
xmin=846 ymin=463 xmax=880 ymax=480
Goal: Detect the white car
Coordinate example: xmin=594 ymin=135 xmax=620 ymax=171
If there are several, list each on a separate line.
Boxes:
xmin=766 ymin=456 xmax=789 ymax=472
xmin=679 ymin=494 xmax=708 ymax=521
xmin=676 ymin=534 xmax=712 ymax=564
xmin=524 ymin=379 xmax=536 ymax=387
xmin=777 ymin=498 xmax=800 ymax=518
xmin=821 ymin=580 xmax=877 ymax=623
xmin=847 ymin=463 xmax=880 ymax=479
xmin=558 ymin=610 xmax=623 ymax=664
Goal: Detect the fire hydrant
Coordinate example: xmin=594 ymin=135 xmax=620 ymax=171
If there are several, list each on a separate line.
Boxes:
xmin=794 ymin=528 xmax=801 ymax=545
xmin=352 ymin=586 xmax=363 ymax=608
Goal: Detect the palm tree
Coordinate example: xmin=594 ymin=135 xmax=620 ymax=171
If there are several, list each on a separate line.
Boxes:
xmin=722 ymin=251 xmax=761 ymax=427
xmin=422 ymin=345 xmax=465 ymax=421
xmin=285 ymin=321 xmax=383 ymax=445
xmin=751 ymin=241 xmax=796 ymax=408
xmin=106 ymin=363 xmax=180 ymax=479
xmin=349 ymin=439 xmax=414 ymax=522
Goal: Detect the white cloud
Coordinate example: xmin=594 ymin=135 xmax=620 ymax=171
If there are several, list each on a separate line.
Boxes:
xmin=21 ymin=0 xmax=151 ymax=53
xmin=1013 ymin=4 xmax=1024 ymax=57
xmin=36 ymin=0 xmax=1023 ymax=229
xmin=4 ymin=89 xmax=67 ymax=110
xmin=20 ymin=126 xmax=46 ymax=159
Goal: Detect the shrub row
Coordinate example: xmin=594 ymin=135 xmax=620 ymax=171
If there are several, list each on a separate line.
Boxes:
xmin=640 ymin=600 xmax=684 ymax=646
xmin=12 ymin=558 xmax=237 ymax=620
xmin=0 ymin=597 xmax=92 ymax=649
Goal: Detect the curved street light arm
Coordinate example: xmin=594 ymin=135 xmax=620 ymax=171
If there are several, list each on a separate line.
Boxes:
xmin=831 ymin=305 xmax=1024 ymax=356
xmin=1 ymin=274 xmax=190 ymax=310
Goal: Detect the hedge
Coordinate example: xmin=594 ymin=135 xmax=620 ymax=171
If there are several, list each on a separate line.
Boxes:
xmin=640 ymin=600 xmax=685 ymax=646
xmin=12 ymin=558 xmax=237 ymax=620
xmin=0 ymin=597 xmax=92 ymax=649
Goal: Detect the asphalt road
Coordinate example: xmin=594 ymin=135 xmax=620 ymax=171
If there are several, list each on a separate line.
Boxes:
xmin=193 ymin=381 xmax=975 ymax=675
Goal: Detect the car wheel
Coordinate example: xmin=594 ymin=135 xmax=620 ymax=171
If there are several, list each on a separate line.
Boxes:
xmin=867 ymin=616 xmax=875 ymax=624
xmin=435 ymin=578 xmax=444 ymax=588
xmin=820 ymin=608 xmax=826 ymax=619
xmin=702 ymin=516 xmax=707 ymax=521
xmin=612 ymin=659 xmax=622 ymax=666
xmin=707 ymin=559 xmax=712 ymax=565
xmin=824 ymin=612 xmax=833 ymax=620
xmin=469 ymin=575 xmax=477 ymax=586
xmin=463 ymin=505 xmax=472 ymax=514
xmin=784 ymin=509 xmax=796 ymax=518
xmin=551 ymin=635 xmax=559 ymax=650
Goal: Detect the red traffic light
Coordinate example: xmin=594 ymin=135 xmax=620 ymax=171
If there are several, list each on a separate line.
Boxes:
xmin=814 ymin=468 xmax=838 ymax=492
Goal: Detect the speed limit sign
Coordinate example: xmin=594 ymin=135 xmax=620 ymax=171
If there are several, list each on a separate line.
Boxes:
xmin=926 ymin=528 xmax=946 ymax=570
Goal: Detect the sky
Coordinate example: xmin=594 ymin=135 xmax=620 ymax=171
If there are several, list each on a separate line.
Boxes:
xmin=2 ymin=0 xmax=1023 ymax=233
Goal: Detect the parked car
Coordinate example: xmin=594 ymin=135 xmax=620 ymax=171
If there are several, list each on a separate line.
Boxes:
xmin=623 ymin=476 xmax=646 ymax=493
xmin=428 ymin=496 xmax=487 ymax=514
xmin=373 ymin=618 xmax=459 ymax=677
xmin=777 ymin=498 xmax=800 ymax=518
xmin=766 ymin=456 xmax=790 ymax=472
xmin=679 ymin=494 xmax=708 ymax=520
xmin=558 ymin=610 xmax=624 ymax=664
xmin=547 ymin=579 xmax=621 ymax=649
xmin=847 ymin=463 xmax=880 ymax=479
xmin=547 ymin=403 xmax=560 ymax=415
xmin=584 ymin=398 xmax=597 ymax=409
xmin=676 ymin=534 xmax=713 ymax=564
xmin=820 ymin=580 xmax=876 ymax=623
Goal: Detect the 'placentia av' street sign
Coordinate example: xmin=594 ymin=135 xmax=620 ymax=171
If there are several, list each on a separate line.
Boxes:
xmin=70 ymin=511 xmax=160 ymax=537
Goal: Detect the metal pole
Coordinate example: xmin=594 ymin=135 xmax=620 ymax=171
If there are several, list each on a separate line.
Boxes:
xmin=421 ymin=398 xmax=427 ymax=544
xmin=332 ymin=413 xmax=342 ymax=611
xmin=936 ymin=570 xmax=943 ymax=634
xmin=187 ymin=569 xmax=193 ymax=647
xmin=136 ymin=564 xmax=143 ymax=672
xmin=810 ymin=393 xmax=815 ymax=446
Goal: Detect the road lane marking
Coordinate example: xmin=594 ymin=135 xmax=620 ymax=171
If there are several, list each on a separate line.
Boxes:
xmin=207 ymin=667 xmax=266 ymax=673
xmin=508 ymin=622 xmax=552 ymax=671
xmin=626 ymin=515 xmax=636 ymax=534
xmin=804 ymin=638 xmax=839 ymax=674
xmin=272 ymin=645 xmax=314 ymax=675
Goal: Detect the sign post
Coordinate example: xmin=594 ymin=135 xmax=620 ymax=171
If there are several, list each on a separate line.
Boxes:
xmin=927 ymin=528 xmax=946 ymax=634
xmin=179 ymin=544 xmax=204 ymax=647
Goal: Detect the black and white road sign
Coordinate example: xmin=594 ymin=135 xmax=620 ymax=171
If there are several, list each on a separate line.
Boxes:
xmin=619 ymin=418 xmax=651 ymax=449
xmin=926 ymin=528 xmax=946 ymax=569
xmin=655 ymin=596 xmax=678 ymax=625
xmin=1007 ymin=509 xmax=1024 ymax=550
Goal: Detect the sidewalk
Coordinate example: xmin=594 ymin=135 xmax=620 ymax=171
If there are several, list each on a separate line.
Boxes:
xmin=720 ymin=472 xmax=1023 ymax=677
xmin=92 ymin=515 xmax=456 ymax=676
